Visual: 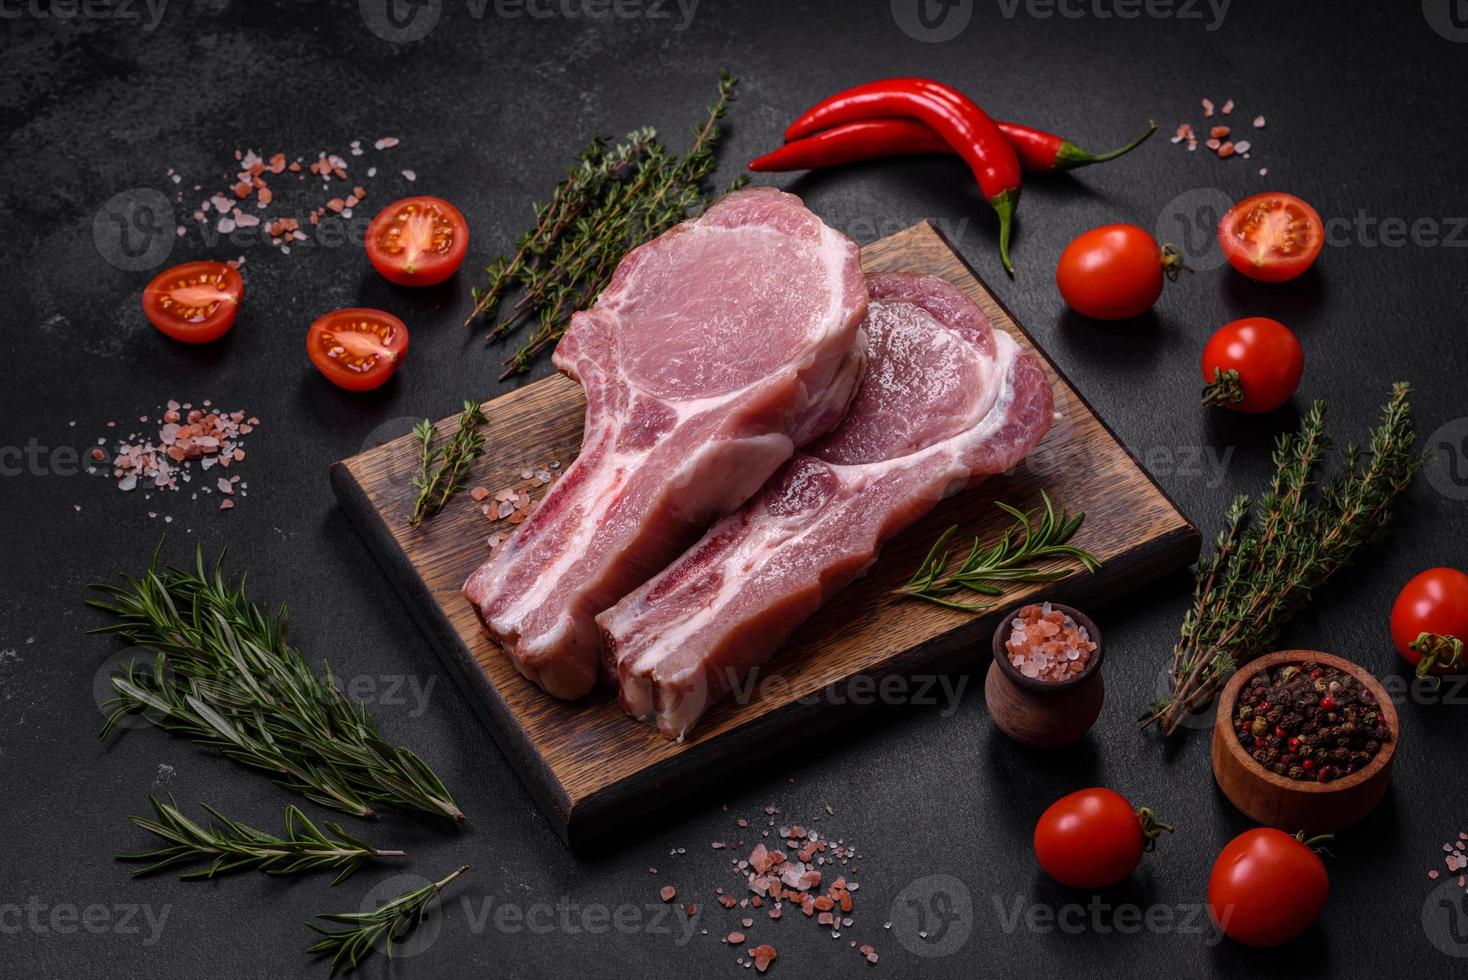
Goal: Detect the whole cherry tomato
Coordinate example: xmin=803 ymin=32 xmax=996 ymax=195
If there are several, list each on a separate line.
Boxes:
xmin=1208 ymin=828 xmax=1329 ymax=947
xmin=1033 ymin=788 xmax=1172 ymax=888
xmin=1218 ymin=192 xmax=1324 ymax=283
xmin=1390 ymin=567 xmax=1468 ymax=676
xmin=1201 ymin=317 xmax=1304 ymax=413
xmin=1056 ymin=224 xmax=1182 ymax=320
xmin=365 ymin=196 xmax=469 ymax=286
xmin=306 ymin=308 xmax=409 ymax=392
xmin=142 ymin=261 xmax=243 ymax=343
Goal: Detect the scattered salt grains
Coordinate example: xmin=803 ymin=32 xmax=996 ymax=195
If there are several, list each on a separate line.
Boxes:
xmin=480 ymin=460 xmax=563 ymax=550
xmin=1430 ymin=833 xmax=1468 ymax=889
xmin=1177 ymin=99 xmax=1268 ymax=168
xmin=165 ymin=139 xmax=413 ymax=257
xmin=101 ymin=403 xmax=259 ymax=512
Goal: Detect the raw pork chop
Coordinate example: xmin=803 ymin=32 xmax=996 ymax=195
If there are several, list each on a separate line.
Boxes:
xmin=599 ymin=272 xmax=1054 ymax=740
xmin=463 ymin=188 xmax=867 ymax=700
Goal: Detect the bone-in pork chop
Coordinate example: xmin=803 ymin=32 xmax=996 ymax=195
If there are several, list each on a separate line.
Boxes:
xmin=463 ymin=188 xmax=867 ymax=700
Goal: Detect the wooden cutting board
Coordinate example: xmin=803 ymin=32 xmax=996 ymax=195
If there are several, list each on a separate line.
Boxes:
xmin=331 ymin=222 xmax=1200 ymax=849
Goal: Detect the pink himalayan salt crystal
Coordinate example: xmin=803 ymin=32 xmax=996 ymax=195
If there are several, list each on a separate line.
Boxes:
xmin=1005 ymin=602 xmax=1096 ymax=682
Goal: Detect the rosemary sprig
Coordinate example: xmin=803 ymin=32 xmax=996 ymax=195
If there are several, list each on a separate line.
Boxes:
xmin=119 ymin=796 xmax=403 ymax=884
xmin=308 ymin=865 xmax=470 ymax=975
xmin=468 ymin=70 xmax=746 ymax=378
xmin=409 ymin=400 xmax=489 ymax=526
xmin=1142 ymin=384 xmax=1425 ymax=736
xmin=897 ymin=492 xmax=1101 ymax=612
xmin=89 ymin=548 xmax=464 ymax=823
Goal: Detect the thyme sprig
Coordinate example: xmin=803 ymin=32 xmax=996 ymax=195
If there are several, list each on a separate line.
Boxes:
xmin=1142 ymin=384 xmax=1425 ymax=736
xmin=308 ymin=865 xmax=470 ymax=975
xmin=468 ymin=70 xmax=746 ymax=378
xmin=897 ymin=492 xmax=1101 ymax=612
xmin=88 ymin=548 xmax=463 ymax=823
xmin=409 ymin=400 xmax=489 ymax=526
xmin=119 ymin=796 xmax=403 ymax=884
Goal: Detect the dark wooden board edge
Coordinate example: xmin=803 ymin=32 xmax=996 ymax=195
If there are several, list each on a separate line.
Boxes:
xmin=329 ymin=460 xmax=576 ymax=835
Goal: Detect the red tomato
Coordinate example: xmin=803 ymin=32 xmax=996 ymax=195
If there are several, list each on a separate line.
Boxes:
xmin=365 ymin=196 xmax=469 ymax=286
xmin=1390 ymin=568 xmax=1468 ymax=676
xmin=141 ymin=261 xmax=243 ymax=343
xmin=1218 ymin=192 xmax=1324 ymax=283
xmin=306 ymin=308 xmax=409 ymax=392
xmin=1056 ymin=224 xmax=1178 ymax=320
xmin=1033 ymin=788 xmax=1169 ymax=888
xmin=1201 ymin=317 xmax=1303 ymax=413
xmin=1208 ymin=829 xmax=1328 ymax=947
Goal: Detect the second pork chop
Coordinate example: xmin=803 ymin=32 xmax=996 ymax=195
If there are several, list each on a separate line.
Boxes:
xmin=599 ymin=272 xmax=1055 ymax=739
xmin=463 ymin=188 xmax=867 ymax=700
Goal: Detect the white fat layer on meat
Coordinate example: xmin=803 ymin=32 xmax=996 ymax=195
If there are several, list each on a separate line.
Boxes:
xmin=488 ymin=210 xmax=862 ymax=655
xmin=632 ymin=331 xmax=1023 ymax=684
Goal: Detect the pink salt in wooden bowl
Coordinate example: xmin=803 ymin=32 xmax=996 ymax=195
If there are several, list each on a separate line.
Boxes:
xmin=985 ymin=603 xmax=1104 ymax=747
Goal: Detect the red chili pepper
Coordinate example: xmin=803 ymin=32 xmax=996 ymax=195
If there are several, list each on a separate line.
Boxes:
xmin=784 ymin=78 xmax=1023 ymax=274
xmin=750 ymin=118 xmax=1156 ymax=175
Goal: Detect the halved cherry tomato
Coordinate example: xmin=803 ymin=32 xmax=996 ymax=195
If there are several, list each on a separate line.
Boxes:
xmin=142 ymin=261 xmax=243 ymax=343
xmin=306 ymin=308 xmax=409 ymax=392
xmin=1208 ymin=829 xmax=1329 ymax=947
xmin=364 ymin=196 xmax=469 ymax=286
xmin=1056 ymin=224 xmax=1182 ymax=320
xmin=1218 ymin=192 xmax=1324 ymax=283
xmin=1201 ymin=317 xmax=1303 ymax=413
xmin=1033 ymin=788 xmax=1172 ymax=888
xmin=1390 ymin=567 xmax=1468 ymax=676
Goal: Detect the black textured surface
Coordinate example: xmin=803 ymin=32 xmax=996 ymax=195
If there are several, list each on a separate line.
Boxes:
xmin=2 ymin=2 xmax=1466 ymax=978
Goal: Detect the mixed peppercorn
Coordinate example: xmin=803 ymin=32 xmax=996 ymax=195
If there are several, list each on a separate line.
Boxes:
xmin=1233 ymin=661 xmax=1391 ymax=783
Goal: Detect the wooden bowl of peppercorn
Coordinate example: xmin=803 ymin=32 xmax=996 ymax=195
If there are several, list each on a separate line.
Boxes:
xmin=1213 ymin=650 xmax=1399 ymax=833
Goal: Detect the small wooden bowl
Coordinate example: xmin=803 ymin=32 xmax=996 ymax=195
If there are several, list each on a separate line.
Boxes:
xmin=1212 ymin=650 xmax=1399 ymax=833
xmin=985 ymin=603 xmax=1104 ymax=748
